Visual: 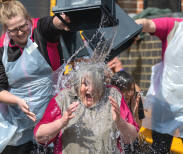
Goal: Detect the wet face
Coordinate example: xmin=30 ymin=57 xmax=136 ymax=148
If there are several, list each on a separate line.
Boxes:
xmin=79 ymin=76 xmax=98 ymax=107
xmin=123 ymin=83 xmax=135 ymax=103
xmin=6 ymin=15 xmax=30 ymax=47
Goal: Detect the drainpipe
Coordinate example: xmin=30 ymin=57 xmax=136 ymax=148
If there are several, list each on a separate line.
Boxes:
xmin=50 ymin=0 xmax=56 ymax=16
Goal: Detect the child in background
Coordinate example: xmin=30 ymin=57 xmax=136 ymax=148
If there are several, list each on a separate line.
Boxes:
xmin=111 ymin=70 xmax=145 ymax=128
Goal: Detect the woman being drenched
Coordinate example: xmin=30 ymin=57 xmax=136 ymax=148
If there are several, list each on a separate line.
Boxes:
xmin=34 ymin=62 xmax=138 ymax=154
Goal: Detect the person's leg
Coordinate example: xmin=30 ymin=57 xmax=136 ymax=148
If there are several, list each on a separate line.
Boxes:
xmin=2 ymin=141 xmax=34 ymax=154
xmin=31 ymin=143 xmax=54 ymax=154
xmin=152 ymin=130 xmax=173 ymax=154
xmin=2 ymin=142 xmax=54 ymax=154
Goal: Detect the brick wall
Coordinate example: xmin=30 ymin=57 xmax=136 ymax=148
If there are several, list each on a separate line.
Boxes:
xmin=117 ymin=0 xmax=144 ymax=14
xmin=116 ymin=1 xmax=183 ymax=94
xmin=118 ymin=12 xmax=183 ymax=94
xmin=117 ymin=0 xmax=183 ymax=14
xmin=119 ymin=34 xmax=162 ymax=94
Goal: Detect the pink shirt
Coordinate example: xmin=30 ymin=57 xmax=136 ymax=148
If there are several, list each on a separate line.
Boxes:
xmin=34 ymin=87 xmax=138 ymax=154
xmin=152 ymin=17 xmax=183 ymax=60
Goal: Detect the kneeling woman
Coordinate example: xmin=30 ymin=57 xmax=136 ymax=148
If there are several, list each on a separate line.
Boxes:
xmin=34 ymin=63 xmax=138 ymax=154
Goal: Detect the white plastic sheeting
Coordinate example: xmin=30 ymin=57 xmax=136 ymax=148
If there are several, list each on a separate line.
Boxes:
xmin=143 ymin=22 xmax=183 ymax=138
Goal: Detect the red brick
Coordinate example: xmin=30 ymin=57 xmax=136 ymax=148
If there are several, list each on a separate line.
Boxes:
xmin=117 ymin=0 xmax=144 ymax=14
xmin=137 ymin=0 xmax=143 ymax=2
xmin=138 ymin=3 xmax=144 ymax=9
xmin=120 ymin=2 xmax=137 ymax=9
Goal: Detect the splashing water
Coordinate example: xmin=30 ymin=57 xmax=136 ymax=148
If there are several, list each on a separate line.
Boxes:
xmin=53 ymin=9 xmax=117 ymax=94
xmin=37 ymin=9 xmax=157 ymax=154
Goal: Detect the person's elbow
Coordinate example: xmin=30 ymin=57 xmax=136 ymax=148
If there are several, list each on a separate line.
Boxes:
xmin=122 ymin=125 xmax=138 ymax=144
xmin=34 ymin=127 xmax=49 ymax=145
xmin=132 ymin=129 xmax=138 ymax=141
xmin=128 ymin=128 xmax=138 ymax=143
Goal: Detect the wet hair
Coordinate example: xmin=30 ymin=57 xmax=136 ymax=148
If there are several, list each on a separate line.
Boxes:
xmin=111 ymin=71 xmax=135 ymax=92
xmin=56 ymin=62 xmax=111 ymax=108
xmin=0 ymin=0 xmax=30 ymax=31
xmin=71 ymin=62 xmax=108 ymax=100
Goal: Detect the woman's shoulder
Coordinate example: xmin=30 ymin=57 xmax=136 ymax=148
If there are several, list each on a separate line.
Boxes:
xmin=55 ymin=87 xmax=77 ymax=109
xmin=0 ymin=33 xmax=6 ymax=48
xmin=0 ymin=34 xmax=5 ymax=62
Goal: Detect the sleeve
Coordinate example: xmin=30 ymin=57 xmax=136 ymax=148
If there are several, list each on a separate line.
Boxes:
xmin=117 ymin=96 xmax=139 ymax=152
xmin=34 ymin=95 xmax=61 ymax=145
xmin=120 ymin=96 xmax=139 ymax=131
xmin=152 ymin=17 xmax=183 ymax=41
xmin=37 ymin=16 xmax=64 ymax=43
xmin=0 ymin=50 xmax=9 ymax=92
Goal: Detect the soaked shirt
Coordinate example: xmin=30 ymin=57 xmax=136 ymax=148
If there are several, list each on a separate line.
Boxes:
xmin=34 ymin=86 xmax=138 ymax=154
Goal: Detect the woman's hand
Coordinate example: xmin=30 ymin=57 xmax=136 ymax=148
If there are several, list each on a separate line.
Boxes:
xmin=17 ymin=98 xmax=36 ymax=122
xmin=35 ymin=101 xmax=79 ymax=144
xmin=109 ymin=96 xmax=138 ymax=143
xmin=109 ymin=96 xmax=122 ymax=123
xmin=107 ymin=57 xmax=123 ymax=73
xmin=61 ymin=101 xmax=79 ymax=128
xmin=135 ymin=18 xmax=156 ymax=33
xmin=53 ymin=13 xmax=70 ymax=31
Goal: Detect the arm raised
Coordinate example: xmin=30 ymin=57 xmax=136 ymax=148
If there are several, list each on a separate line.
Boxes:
xmin=53 ymin=13 xmax=70 ymax=31
xmin=35 ymin=101 xmax=78 ymax=144
xmin=135 ymin=18 xmax=156 ymax=33
xmin=109 ymin=96 xmax=138 ymax=144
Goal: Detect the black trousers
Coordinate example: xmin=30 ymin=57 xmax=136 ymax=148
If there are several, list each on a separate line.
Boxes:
xmin=1 ymin=141 xmax=34 ymax=154
xmin=151 ymin=131 xmax=173 ymax=154
xmin=122 ymin=132 xmax=183 ymax=154
xmin=1 ymin=141 xmax=53 ymax=154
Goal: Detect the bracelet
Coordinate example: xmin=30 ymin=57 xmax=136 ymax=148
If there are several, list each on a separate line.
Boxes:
xmin=120 ymin=68 xmax=125 ymax=71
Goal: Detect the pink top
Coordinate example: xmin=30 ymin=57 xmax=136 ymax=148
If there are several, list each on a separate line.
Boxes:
xmin=151 ymin=17 xmax=183 ymax=60
xmin=34 ymin=87 xmax=138 ymax=154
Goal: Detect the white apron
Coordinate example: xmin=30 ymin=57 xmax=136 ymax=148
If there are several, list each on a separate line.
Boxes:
xmin=143 ymin=22 xmax=183 ymax=138
xmin=0 ymin=33 xmax=54 ymax=152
